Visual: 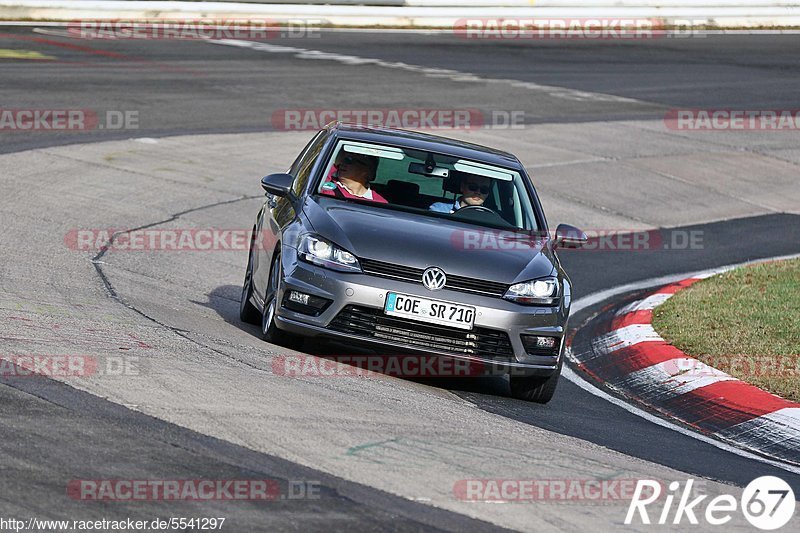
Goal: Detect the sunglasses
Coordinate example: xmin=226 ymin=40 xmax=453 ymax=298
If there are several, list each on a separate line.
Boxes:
xmin=338 ymin=155 xmax=369 ymax=167
xmin=466 ymin=183 xmax=490 ymax=194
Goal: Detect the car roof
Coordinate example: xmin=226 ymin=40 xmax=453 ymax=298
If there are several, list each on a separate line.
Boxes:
xmin=325 ymin=122 xmax=524 ymax=170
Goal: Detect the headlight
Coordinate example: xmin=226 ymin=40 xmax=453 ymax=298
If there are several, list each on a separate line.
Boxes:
xmin=503 ymin=277 xmax=559 ymax=305
xmin=299 ymin=234 xmax=361 ymax=273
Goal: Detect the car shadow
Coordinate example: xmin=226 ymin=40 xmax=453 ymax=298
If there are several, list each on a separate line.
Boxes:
xmin=191 ymin=283 xmax=261 ymax=335
xmin=200 ymin=285 xmax=512 ymax=398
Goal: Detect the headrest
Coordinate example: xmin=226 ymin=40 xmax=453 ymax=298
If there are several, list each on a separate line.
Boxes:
xmin=387 ymin=180 xmax=420 ymax=195
xmin=443 ymin=170 xmax=467 ymax=194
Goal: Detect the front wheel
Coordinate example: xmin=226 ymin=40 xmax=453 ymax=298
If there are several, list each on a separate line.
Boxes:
xmin=261 ymin=253 xmax=303 ymax=349
xmin=509 ymin=359 xmax=562 ymax=404
xmin=239 ymin=244 xmax=260 ymax=324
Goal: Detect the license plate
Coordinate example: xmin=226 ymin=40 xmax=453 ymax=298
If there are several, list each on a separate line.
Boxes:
xmin=384 ymin=292 xmax=475 ymax=330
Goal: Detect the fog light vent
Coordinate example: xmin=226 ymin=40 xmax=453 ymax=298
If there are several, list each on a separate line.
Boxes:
xmin=289 ymin=291 xmax=310 ymax=305
xmin=283 ymin=291 xmax=331 ymax=316
xmin=521 ymin=335 xmax=559 ymax=356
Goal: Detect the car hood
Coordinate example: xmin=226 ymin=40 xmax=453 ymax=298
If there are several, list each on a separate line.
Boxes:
xmin=302 ymin=197 xmax=556 ymax=284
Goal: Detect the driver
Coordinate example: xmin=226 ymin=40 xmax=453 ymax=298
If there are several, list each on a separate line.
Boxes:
xmin=429 ymin=175 xmax=491 ymax=213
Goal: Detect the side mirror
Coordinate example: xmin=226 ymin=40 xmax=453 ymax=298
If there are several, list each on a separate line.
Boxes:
xmin=554 ymin=224 xmax=588 ymax=249
xmin=261 ymin=173 xmax=295 ymax=197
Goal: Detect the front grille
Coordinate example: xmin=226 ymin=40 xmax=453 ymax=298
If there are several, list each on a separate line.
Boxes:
xmin=360 ymin=258 xmax=509 ymax=297
xmin=328 ymin=305 xmax=514 ymax=360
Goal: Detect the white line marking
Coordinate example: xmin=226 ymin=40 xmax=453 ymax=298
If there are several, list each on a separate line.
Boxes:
xmin=562 ymin=364 xmax=800 ymax=475
xmin=31 ymin=27 xmax=74 ymax=38
xmin=592 ymin=323 xmax=663 ymax=354
xmin=616 ymin=360 xmax=736 ymax=402
xmin=614 ymin=292 xmax=673 ymax=315
xmin=207 ymin=38 xmax=643 ymax=103
xmin=564 ymin=252 xmax=800 ymax=474
xmin=692 ymin=271 xmax=720 ymax=280
xmin=765 ymin=407 xmax=800 ymax=428
xmin=717 ymin=408 xmax=800 ymax=460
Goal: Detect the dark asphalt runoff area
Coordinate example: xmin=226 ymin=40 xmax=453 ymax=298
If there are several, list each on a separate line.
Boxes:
xmin=2 ymin=28 xmax=799 ymax=152
xmin=1 ymin=25 xmax=799 ymax=530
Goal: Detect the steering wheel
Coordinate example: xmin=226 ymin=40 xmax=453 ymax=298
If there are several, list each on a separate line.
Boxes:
xmin=456 ymin=205 xmax=495 ymax=214
xmin=452 ymin=204 xmax=513 ymax=227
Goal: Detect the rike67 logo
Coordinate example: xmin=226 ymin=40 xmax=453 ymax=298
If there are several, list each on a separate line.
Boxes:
xmin=626 ymin=477 xmax=795 ymax=530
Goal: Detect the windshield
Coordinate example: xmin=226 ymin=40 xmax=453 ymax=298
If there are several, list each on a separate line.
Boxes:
xmin=314 ymin=139 xmax=540 ymax=231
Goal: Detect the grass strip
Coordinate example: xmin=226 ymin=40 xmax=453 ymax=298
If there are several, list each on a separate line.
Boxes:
xmin=652 ymin=259 xmax=800 ymax=402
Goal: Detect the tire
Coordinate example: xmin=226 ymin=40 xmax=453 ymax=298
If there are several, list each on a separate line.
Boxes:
xmin=239 ymin=242 xmax=260 ymax=324
xmin=261 ymin=252 xmax=303 ymax=349
xmin=509 ymin=359 xmax=562 ymax=404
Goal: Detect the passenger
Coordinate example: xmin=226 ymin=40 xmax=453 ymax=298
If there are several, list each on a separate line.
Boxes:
xmin=429 ymin=175 xmax=491 ymax=213
xmin=320 ymin=151 xmax=388 ymax=203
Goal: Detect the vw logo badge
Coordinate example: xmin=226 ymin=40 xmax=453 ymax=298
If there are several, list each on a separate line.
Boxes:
xmin=422 ymin=267 xmax=447 ymax=291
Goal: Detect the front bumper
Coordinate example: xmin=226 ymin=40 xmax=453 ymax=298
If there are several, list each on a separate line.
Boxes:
xmin=274 ymin=249 xmax=570 ymax=376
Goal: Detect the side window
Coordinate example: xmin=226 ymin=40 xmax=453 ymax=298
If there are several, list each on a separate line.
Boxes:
xmin=291 ymin=132 xmax=327 ymax=196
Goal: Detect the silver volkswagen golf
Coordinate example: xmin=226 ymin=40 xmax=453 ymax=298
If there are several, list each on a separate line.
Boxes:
xmin=241 ymin=123 xmax=586 ymax=403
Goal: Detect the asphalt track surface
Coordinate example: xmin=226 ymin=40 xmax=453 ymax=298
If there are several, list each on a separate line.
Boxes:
xmin=3 ymin=29 xmax=800 ymax=153
xmin=1 ymin=26 xmax=800 ymax=531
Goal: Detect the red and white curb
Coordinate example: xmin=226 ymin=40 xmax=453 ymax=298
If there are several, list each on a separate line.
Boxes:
xmin=568 ymin=274 xmax=800 ymax=466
